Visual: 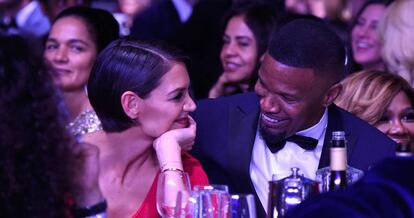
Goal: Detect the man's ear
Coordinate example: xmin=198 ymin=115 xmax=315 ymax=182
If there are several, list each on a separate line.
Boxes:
xmin=121 ymin=91 xmax=142 ymax=119
xmin=323 ymin=83 xmax=342 ymax=107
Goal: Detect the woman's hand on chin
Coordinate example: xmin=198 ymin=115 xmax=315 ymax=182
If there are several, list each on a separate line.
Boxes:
xmin=153 ymin=116 xmax=196 ymax=171
xmin=154 ymin=115 xmax=196 ymax=152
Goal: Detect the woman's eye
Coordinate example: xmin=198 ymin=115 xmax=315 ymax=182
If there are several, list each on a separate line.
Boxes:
xmin=222 ymin=36 xmax=230 ymax=45
xmin=45 ymin=43 xmax=58 ymax=50
xmin=238 ymin=41 xmax=250 ymax=47
xmin=70 ymin=45 xmax=84 ymax=52
xmin=369 ymin=21 xmax=378 ymax=30
xmin=173 ymin=92 xmax=184 ymax=101
xmin=402 ymin=113 xmax=414 ymax=122
xmin=355 ymin=18 xmax=365 ymax=26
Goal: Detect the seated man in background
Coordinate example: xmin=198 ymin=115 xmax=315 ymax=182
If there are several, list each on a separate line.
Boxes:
xmin=191 ymin=18 xmax=396 ymax=217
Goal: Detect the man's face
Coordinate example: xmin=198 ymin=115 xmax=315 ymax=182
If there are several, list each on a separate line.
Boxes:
xmin=255 ymin=53 xmax=328 ymax=143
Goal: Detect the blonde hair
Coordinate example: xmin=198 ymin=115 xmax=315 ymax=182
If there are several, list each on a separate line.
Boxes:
xmin=379 ymin=0 xmax=414 ymax=87
xmin=335 ymin=70 xmax=414 ymax=125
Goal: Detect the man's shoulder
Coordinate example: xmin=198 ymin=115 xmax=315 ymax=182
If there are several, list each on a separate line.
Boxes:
xmin=196 ymin=92 xmax=259 ymax=109
xmin=192 ymin=92 xmax=259 ymax=127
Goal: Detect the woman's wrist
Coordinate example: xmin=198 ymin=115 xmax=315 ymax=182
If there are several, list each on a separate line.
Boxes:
xmin=160 ymin=161 xmax=183 ymax=172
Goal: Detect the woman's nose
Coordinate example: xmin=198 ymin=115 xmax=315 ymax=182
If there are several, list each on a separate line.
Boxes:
xmin=223 ymin=42 xmax=237 ymax=56
xmin=389 ymin=120 xmax=406 ymax=135
xmin=53 ymin=47 xmax=69 ymax=63
xmin=183 ymin=95 xmax=196 ymax=112
xmin=356 ymin=25 xmax=369 ymax=37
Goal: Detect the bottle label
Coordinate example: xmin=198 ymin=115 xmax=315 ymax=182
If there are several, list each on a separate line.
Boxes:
xmin=330 ymin=147 xmax=347 ymax=171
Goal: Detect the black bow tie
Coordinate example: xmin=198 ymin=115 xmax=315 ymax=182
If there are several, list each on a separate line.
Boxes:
xmin=267 ymin=135 xmax=318 ymax=153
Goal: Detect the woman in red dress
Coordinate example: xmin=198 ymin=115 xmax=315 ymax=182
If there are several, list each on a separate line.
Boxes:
xmin=87 ymin=38 xmax=209 ymax=217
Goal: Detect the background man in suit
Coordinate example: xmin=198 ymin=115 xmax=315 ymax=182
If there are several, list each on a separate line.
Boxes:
xmin=191 ymin=18 xmax=396 ymax=217
xmin=0 ymin=0 xmax=50 ymax=58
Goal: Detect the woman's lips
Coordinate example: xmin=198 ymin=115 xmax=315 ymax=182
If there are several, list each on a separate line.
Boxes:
xmin=51 ymin=67 xmax=71 ymax=76
xmin=223 ymin=61 xmax=241 ymax=72
xmin=390 ymin=137 xmax=410 ymax=146
xmin=175 ymin=117 xmax=189 ymax=127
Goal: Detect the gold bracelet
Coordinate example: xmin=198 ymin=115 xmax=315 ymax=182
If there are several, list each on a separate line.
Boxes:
xmin=161 ymin=167 xmax=184 ymax=173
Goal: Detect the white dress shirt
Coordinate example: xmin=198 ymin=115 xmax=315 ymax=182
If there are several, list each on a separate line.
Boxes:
xmin=250 ymin=109 xmax=328 ymax=212
xmin=16 ymin=1 xmax=38 ymax=28
xmin=171 ymin=0 xmax=193 ymax=22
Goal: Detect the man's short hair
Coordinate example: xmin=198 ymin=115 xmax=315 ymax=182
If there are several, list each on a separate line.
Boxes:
xmin=268 ymin=18 xmax=346 ymax=83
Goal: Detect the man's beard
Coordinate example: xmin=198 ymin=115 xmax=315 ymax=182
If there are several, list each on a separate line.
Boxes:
xmin=259 ymin=119 xmax=287 ymax=148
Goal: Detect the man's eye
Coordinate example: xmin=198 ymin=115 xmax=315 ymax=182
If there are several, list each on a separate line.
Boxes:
xmin=282 ymin=95 xmax=296 ymax=103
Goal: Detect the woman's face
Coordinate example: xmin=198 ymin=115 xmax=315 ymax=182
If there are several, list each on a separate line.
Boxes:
xmin=138 ymin=63 xmax=196 ymax=138
xmin=220 ymin=15 xmax=258 ymax=84
xmin=44 ymin=16 xmax=97 ymax=92
xmin=118 ymin=0 xmax=150 ymax=16
xmin=375 ymin=91 xmax=414 ymax=146
xmin=351 ymin=4 xmax=386 ymax=69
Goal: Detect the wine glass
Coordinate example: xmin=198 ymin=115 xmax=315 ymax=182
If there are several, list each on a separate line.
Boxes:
xmin=156 ymin=171 xmax=191 ymax=218
xmin=231 ymin=194 xmax=256 ymax=218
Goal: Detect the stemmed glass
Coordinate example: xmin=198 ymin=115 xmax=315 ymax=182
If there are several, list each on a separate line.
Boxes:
xmin=156 ymin=171 xmax=191 ymax=218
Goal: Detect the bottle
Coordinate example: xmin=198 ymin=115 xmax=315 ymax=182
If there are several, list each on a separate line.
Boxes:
xmin=328 ymin=131 xmax=347 ymax=191
xmin=316 ymin=131 xmax=364 ymax=192
xmin=395 ymin=143 xmax=413 ymax=157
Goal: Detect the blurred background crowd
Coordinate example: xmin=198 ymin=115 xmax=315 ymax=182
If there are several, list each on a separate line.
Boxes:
xmin=3 ymin=0 xmax=412 ymax=99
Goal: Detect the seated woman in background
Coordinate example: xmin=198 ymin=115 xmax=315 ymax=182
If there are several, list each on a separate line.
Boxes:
xmin=379 ymin=0 xmax=414 ymax=87
xmin=87 ymin=38 xmax=209 ymax=217
xmin=208 ymin=2 xmax=276 ymax=98
xmin=335 ymin=69 xmax=414 ymax=149
xmin=43 ymin=6 xmax=119 ymax=141
xmin=0 ymin=35 xmax=104 ymax=217
xmin=350 ymin=0 xmax=392 ymax=71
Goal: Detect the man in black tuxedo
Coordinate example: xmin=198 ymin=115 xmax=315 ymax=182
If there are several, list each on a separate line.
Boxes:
xmin=191 ymin=18 xmax=396 ymax=218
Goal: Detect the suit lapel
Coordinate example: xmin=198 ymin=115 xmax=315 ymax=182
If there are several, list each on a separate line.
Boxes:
xmin=227 ymin=99 xmax=259 ymax=193
xmin=227 ymin=100 xmax=267 ymax=217
xmin=318 ymin=104 xmax=358 ymax=169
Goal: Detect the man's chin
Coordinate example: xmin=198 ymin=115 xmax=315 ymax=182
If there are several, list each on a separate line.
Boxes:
xmin=259 ymin=122 xmax=286 ymax=145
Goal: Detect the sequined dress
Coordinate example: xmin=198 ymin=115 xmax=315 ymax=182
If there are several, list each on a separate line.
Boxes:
xmin=67 ymin=110 xmax=102 ymax=136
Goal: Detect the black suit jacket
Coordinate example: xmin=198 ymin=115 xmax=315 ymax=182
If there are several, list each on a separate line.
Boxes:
xmin=191 ymin=92 xmax=396 ymax=218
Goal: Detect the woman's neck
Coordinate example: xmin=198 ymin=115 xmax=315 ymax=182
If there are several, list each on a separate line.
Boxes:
xmin=362 ymin=61 xmax=385 ymax=71
xmin=97 ymin=127 xmax=158 ymax=184
xmin=62 ymin=89 xmax=92 ymax=121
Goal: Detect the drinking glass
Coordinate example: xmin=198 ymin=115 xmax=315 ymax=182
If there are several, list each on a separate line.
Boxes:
xmin=231 ymin=194 xmax=256 ymax=218
xmin=156 ymin=171 xmax=191 ymax=218
xmin=174 ymin=190 xmax=214 ymax=218
xmin=193 ymin=184 xmax=229 ymax=193
xmin=193 ymin=184 xmax=231 ymax=218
